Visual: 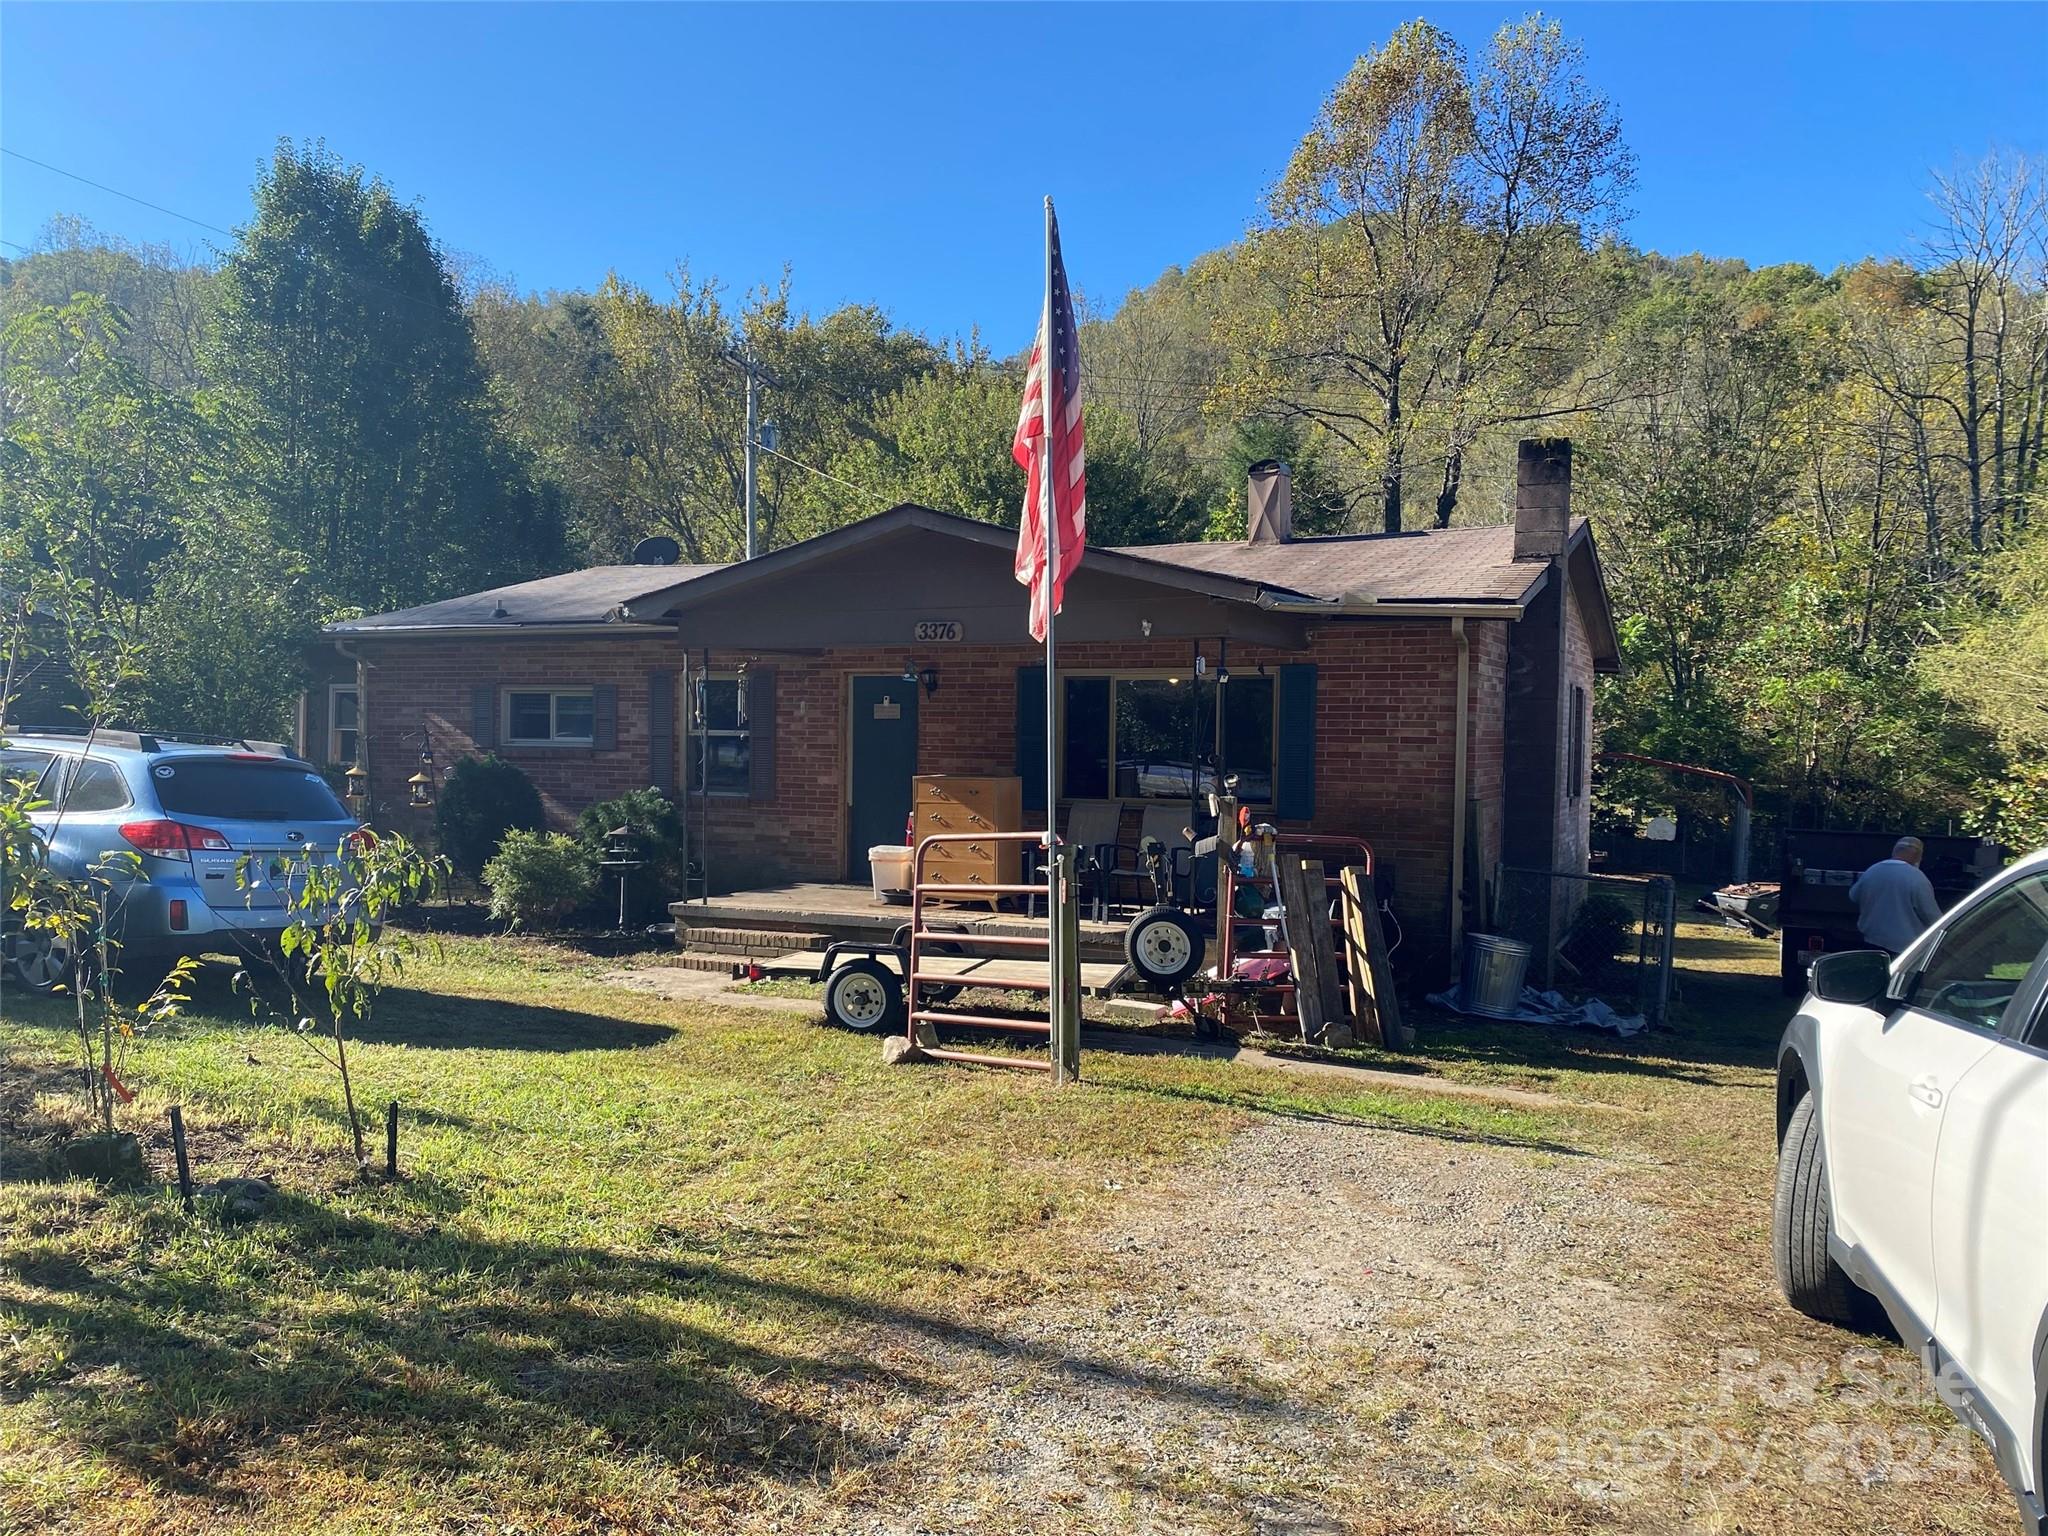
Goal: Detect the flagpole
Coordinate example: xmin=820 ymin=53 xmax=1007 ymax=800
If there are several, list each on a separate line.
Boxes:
xmin=1040 ymin=195 xmax=1070 ymax=1085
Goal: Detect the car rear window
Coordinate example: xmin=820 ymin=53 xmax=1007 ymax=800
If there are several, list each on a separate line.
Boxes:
xmin=151 ymin=759 xmax=350 ymax=822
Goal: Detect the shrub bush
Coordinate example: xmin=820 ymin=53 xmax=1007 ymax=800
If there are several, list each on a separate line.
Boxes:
xmin=435 ymin=755 xmax=545 ymax=875
xmin=576 ymin=787 xmax=688 ymax=922
xmin=1560 ymin=891 xmax=1637 ymax=980
xmin=482 ymin=829 xmax=598 ymax=930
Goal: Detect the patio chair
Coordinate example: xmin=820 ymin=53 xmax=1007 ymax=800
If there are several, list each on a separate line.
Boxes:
xmin=1028 ymin=799 xmax=1125 ymax=918
xmin=1101 ymin=804 xmax=1197 ymax=913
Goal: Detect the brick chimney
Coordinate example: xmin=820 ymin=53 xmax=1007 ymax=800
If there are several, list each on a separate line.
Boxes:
xmin=1513 ymin=438 xmax=1571 ymax=561
xmin=1247 ymin=460 xmax=1293 ymax=544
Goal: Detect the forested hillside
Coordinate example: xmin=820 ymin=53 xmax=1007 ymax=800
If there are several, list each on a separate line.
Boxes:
xmin=3 ymin=18 xmax=2043 ymax=845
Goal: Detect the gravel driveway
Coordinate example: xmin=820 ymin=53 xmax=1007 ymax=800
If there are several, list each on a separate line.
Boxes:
xmin=847 ymin=1099 xmax=2012 ymax=1536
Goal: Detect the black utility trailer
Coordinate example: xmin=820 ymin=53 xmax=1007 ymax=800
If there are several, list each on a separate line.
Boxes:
xmin=1776 ymin=830 xmax=2001 ymax=995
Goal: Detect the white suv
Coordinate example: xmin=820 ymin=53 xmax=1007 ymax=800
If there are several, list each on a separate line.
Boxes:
xmin=1774 ymin=848 xmax=2048 ymax=1533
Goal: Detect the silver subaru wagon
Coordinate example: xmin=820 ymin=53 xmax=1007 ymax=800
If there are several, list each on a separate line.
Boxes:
xmin=1 ymin=728 xmax=363 ymax=991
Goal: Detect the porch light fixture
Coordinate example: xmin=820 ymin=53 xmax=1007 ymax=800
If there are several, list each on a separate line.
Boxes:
xmin=901 ymin=662 xmax=939 ymax=697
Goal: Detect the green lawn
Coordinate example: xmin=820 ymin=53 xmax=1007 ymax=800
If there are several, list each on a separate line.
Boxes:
xmin=2 ymin=936 xmax=1572 ymax=1535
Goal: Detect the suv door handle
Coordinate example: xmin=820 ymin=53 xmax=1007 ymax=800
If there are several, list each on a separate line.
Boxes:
xmin=1908 ymin=1076 xmax=1944 ymax=1109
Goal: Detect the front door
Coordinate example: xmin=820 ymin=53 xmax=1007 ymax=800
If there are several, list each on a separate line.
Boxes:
xmin=847 ymin=676 xmax=919 ymax=882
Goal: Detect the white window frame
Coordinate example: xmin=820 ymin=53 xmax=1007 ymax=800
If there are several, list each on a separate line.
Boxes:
xmin=1057 ymin=669 xmax=1279 ymax=805
xmin=328 ymin=683 xmax=360 ymax=767
xmin=689 ymin=671 xmax=751 ymax=797
xmin=502 ymin=687 xmax=596 ymax=747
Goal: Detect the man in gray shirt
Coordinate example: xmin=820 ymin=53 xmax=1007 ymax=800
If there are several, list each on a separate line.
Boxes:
xmin=1850 ymin=837 xmax=1944 ymax=954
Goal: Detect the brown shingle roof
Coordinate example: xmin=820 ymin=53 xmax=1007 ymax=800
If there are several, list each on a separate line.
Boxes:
xmin=328 ymin=563 xmax=724 ymax=633
xmin=1108 ymin=519 xmax=1587 ymax=606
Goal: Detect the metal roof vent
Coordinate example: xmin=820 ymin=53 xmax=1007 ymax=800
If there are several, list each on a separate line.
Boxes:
xmin=632 ymin=535 xmax=682 ymax=566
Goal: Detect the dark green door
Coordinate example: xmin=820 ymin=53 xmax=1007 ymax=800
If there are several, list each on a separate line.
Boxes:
xmin=848 ymin=676 xmax=919 ymax=881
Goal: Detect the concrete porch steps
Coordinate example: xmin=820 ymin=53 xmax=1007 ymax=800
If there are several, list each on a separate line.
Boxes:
xmin=680 ymin=925 xmax=835 ymax=957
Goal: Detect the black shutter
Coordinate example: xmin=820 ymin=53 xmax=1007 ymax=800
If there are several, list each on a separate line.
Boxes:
xmin=648 ymin=669 xmax=676 ymax=794
xmin=1274 ymin=663 xmax=1317 ymax=822
xmin=1015 ymin=665 xmax=1047 ymax=813
xmin=593 ymin=683 xmax=618 ymax=751
xmin=471 ymin=686 xmax=496 ymax=751
xmin=747 ymin=666 xmax=777 ymax=803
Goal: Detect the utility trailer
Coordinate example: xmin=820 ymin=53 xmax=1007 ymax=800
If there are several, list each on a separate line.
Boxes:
xmin=1776 ymin=829 xmax=2001 ymax=995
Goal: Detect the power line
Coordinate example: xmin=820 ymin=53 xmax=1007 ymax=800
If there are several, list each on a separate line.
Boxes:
xmin=757 ymin=442 xmax=892 ymax=509
xmin=1 ymin=147 xmax=239 ymax=240
xmin=0 ymin=146 xmax=456 ymax=322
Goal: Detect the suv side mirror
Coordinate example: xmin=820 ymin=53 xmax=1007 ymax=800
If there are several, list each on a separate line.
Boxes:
xmin=1808 ymin=949 xmax=1893 ymax=1007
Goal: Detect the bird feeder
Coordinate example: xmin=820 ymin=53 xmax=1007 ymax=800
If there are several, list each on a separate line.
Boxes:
xmin=599 ymin=825 xmax=646 ymax=931
xmin=344 ymin=763 xmax=369 ymax=810
xmin=406 ymin=769 xmax=435 ymax=808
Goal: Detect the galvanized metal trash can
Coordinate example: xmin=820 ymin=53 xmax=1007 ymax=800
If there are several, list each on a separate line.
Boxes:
xmin=1460 ymin=932 xmax=1532 ymax=1019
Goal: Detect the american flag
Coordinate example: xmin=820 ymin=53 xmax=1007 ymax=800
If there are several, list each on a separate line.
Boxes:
xmin=1012 ymin=204 xmax=1086 ymax=644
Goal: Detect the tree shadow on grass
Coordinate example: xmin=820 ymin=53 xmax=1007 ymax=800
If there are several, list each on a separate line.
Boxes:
xmin=4 ymin=1187 xmax=1314 ymax=1510
xmin=1092 ymin=1072 xmax=1594 ymax=1158
xmin=167 ymin=958 xmax=681 ymax=1056
xmin=357 ymin=986 xmax=680 ymax=1053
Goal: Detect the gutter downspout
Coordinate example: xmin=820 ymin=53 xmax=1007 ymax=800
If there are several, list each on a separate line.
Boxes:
xmin=1450 ymin=617 xmax=1469 ymax=966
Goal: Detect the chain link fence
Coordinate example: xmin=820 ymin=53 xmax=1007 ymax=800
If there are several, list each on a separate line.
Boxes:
xmin=1491 ymin=866 xmax=1676 ymax=1028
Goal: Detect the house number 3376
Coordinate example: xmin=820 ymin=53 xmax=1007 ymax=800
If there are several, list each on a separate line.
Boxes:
xmin=912 ymin=619 xmax=964 ymax=642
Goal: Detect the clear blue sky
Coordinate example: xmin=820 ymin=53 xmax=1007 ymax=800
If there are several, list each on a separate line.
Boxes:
xmin=3 ymin=2 xmax=2043 ymax=351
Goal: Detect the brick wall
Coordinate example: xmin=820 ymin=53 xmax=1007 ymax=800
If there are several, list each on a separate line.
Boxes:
xmin=1465 ymin=620 xmax=1512 ymax=926
xmin=350 ymin=617 xmax=1537 ymax=978
xmin=1558 ymin=581 xmax=1596 ymax=876
xmin=350 ymin=632 xmax=685 ymax=838
xmin=692 ymin=624 xmax=1475 ymax=975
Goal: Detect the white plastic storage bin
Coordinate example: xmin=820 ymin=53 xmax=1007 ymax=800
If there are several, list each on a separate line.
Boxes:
xmin=870 ymin=845 xmax=913 ymax=904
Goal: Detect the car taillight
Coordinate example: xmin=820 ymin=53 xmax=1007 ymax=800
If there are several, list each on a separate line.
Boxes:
xmin=347 ymin=828 xmax=378 ymax=853
xmin=118 ymin=820 xmax=232 ymax=859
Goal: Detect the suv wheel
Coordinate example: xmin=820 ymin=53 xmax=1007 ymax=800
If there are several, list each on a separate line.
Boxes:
xmin=8 ymin=927 xmax=77 ymax=994
xmin=1772 ymin=1092 xmax=1865 ymax=1326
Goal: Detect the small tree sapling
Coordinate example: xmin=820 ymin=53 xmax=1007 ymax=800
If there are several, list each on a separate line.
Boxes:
xmin=235 ymin=831 xmax=446 ymax=1168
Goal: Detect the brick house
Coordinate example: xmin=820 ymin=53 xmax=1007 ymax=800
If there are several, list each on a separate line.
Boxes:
xmin=314 ymin=440 xmax=1617 ymax=979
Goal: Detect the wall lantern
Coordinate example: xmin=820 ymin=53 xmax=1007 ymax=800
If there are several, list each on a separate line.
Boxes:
xmin=901 ymin=662 xmax=939 ymax=697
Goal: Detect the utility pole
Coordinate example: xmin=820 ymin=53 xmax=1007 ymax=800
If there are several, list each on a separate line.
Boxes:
xmin=734 ymin=347 xmax=779 ymax=561
xmin=742 ymin=352 xmax=760 ymax=561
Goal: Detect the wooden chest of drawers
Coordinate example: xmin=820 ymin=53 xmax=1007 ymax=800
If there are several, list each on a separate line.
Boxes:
xmin=912 ymin=775 xmax=1023 ymax=898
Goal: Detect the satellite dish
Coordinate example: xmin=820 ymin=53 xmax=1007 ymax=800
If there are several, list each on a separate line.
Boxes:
xmin=631 ymin=535 xmax=682 ymax=566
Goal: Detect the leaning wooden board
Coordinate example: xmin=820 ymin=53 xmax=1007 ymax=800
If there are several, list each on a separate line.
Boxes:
xmin=1274 ymin=853 xmax=1345 ymax=1042
xmin=1340 ymin=863 xmax=1408 ymax=1048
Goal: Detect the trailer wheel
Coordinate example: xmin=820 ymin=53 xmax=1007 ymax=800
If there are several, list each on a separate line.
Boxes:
xmin=824 ymin=958 xmax=903 ymax=1034
xmin=1125 ymin=906 xmax=1205 ymax=990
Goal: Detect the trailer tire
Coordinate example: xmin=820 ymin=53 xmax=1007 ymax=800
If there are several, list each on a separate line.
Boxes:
xmin=1125 ymin=906 xmax=1205 ymax=990
xmin=824 ymin=958 xmax=903 ymax=1034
